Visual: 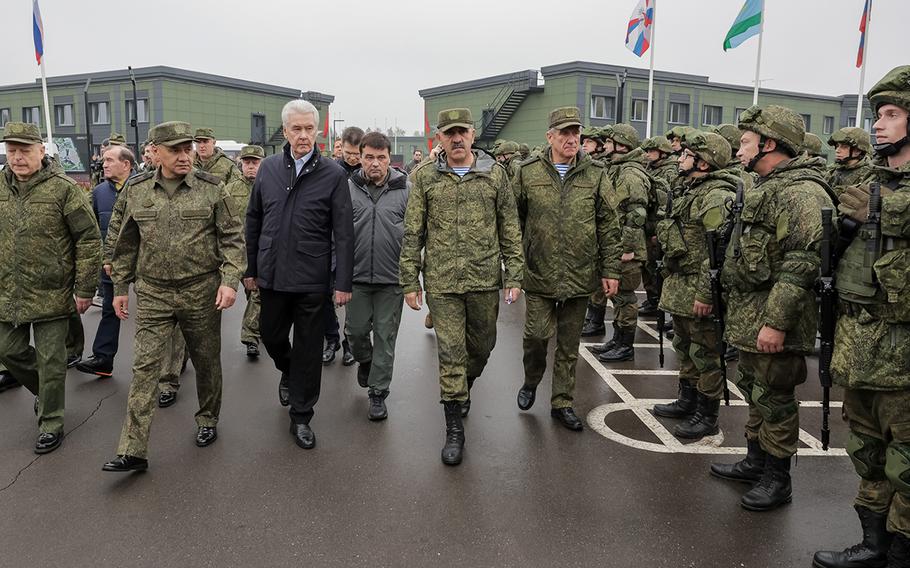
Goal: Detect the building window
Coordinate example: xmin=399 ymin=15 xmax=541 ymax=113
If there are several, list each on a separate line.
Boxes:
xmin=668 ymin=102 xmax=689 ymax=125
xmin=631 ymin=99 xmax=650 ymax=122
xmin=0 ymin=108 xmax=10 ymax=127
xmin=823 ymin=116 xmax=835 ymax=135
xmin=54 ymin=104 xmax=74 ymax=127
xmin=90 ymin=101 xmax=110 ymax=125
xmin=702 ymin=105 xmax=723 ymax=126
xmin=22 ymin=106 xmax=41 ymax=126
xmin=125 ymin=99 xmax=148 ymax=124
xmin=590 ymin=95 xmax=615 ymax=120
xmin=864 ymin=117 xmax=872 ymax=132
xmin=800 ymin=114 xmax=812 ymax=131
xmin=734 ymin=107 xmax=749 ymax=122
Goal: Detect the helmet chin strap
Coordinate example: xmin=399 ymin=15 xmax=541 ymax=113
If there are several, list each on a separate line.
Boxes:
xmin=745 ymin=138 xmax=770 ymax=173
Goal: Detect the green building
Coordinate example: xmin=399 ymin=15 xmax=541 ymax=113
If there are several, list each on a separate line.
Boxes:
xmin=0 ymin=66 xmax=333 ymax=173
xmin=419 ymin=61 xmax=874 ymax=158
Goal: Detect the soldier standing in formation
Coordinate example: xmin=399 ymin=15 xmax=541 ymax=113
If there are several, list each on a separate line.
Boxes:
xmin=826 ymin=126 xmax=875 ymax=197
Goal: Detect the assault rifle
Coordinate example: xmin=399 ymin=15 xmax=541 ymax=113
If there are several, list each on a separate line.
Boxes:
xmin=818 ymin=208 xmax=836 ymax=451
xmin=654 ymin=188 xmax=674 ymax=367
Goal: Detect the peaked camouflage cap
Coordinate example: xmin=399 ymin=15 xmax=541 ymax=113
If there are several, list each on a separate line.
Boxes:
xmin=868 ymin=65 xmax=910 ymax=113
xmin=827 ymin=127 xmax=872 ymax=154
xmin=641 ymin=135 xmax=673 ymax=154
xmin=494 ymin=141 xmax=520 ymax=156
xmin=150 ymin=121 xmax=195 ymax=147
xmin=738 ymin=104 xmax=805 ymax=156
xmin=240 ymin=145 xmax=266 ymax=160
xmin=437 ymin=108 xmax=474 ymax=133
xmin=548 ymin=107 xmax=583 ymax=130
xmin=610 ymin=123 xmax=641 ymax=150
xmin=711 ymin=123 xmax=741 ymax=150
xmin=1 ymin=122 xmax=43 ymax=144
xmin=683 ymin=132 xmax=732 ymax=171
xmin=194 ymin=127 xmax=216 ymax=141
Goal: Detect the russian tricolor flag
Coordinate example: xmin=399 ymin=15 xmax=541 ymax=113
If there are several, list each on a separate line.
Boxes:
xmin=625 ymin=0 xmax=654 ymax=57
xmin=856 ymin=0 xmax=870 ymax=68
xmin=33 ymin=0 xmax=44 ymax=65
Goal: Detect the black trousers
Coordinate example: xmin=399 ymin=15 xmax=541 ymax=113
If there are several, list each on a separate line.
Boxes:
xmin=260 ymin=288 xmax=327 ymax=425
xmin=91 ymin=280 xmax=121 ymax=360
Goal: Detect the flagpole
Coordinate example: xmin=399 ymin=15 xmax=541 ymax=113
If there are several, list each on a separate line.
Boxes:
xmin=752 ymin=2 xmax=765 ymax=106
xmin=645 ymin=0 xmax=656 ymax=138
xmin=39 ymin=57 xmax=55 ymax=155
xmin=855 ymin=0 xmax=872 ymax=128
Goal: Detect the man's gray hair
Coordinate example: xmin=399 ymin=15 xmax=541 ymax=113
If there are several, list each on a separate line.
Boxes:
xmin=281 ymin=99 xmax=319 ymax=127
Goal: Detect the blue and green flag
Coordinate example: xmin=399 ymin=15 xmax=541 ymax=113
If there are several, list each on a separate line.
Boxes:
xmin=723 ymin=0 xmax=763 ymax=51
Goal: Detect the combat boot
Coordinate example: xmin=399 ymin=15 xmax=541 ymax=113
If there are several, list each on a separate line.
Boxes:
xmin=591 ymin=323 xmax=621 ymax=355
xmin=888 ymin=533 xmax=910 ymax=568
xmin=711 ymin=439 xmax=766 ymax=483
xmin=740 ymin=454 xmax=792 ymax=511
xmin=652 ymin=379 xmax=697 ymax=418
xmin=674 ymin=392 xmax=720 ymax=439
xmin=580 ymin=302 xmax=606 ymax=337
xmin=638 ymin=297 xmax=660 ymax=316
xmin=812 ymin=506 xmax=892 ymax=568
xmin=441 ymin=401 xmax=465 ymax=466
xmin=597 ymin=328 xmax=635 ymax=362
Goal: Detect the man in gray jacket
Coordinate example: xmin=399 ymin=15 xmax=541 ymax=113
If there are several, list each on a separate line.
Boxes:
xmin=345 ymin=132 xmax=410 ymax=421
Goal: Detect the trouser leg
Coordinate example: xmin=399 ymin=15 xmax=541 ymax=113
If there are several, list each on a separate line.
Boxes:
xmin=66 ymin=310 xmax=84 ymax=358
xmin=158 ymin=325 xmax=187 ymax=394
xmin=176 ymin=275 xmax=223 ymax=428
xmin=0 ymin=321 xmax=39 ymax=395
xmin=550 ymin=296 xmax=588 ymax=409
xmin=240 ymin=288 xmax=261 ymax=345
xmin=464 ymin=291 xmax=500 ymax=382
xmin=522 ymin=293 xmax=555 ymax=390
xmin=366 ymin=285 xmax=403 ymax=395
xmin=426 ymin=293 xmax=469 ymax=403
xmin=91 ymin=280 xmax=120 ymax=360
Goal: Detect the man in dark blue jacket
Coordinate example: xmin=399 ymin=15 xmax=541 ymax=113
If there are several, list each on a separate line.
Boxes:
xmin=245 ymin=100 xmax=354 ymax=450
xmin=76 ymin=145 xmax=136 ymax=377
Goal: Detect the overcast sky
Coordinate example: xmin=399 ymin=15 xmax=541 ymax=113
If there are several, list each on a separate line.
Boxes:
xmin=5 ymin=0 xmax=906 ymax=133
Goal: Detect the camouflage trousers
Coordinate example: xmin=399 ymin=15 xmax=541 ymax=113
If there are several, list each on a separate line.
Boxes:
xmin=157 ymin=325 xmax=189 ymax=395
xmin=240 ymin=288 xmax=261 ymax=345
xmin=0 ymin=317 xmax=68 ymax=434
xmin=66 ymin=311 xmax=83 ymax=358
xmin=735 ymin=350 xmax=806 ymax=458
xmin=672 ymin=314 xmax=724 ymax=400
xmin=612 ymin=260 xmax=642 ymax=331
xmin=522 ymin=294 xmax=588 ymax=409
xmin=843 ymin=388 xmax=910 ymax=537
xmin=117 ymin=274 xmax=224 ymax=459
xmin=425 ymin=291 xmax=499 ymax=403
xmin=345 ymin=284 xmax=404 ymax=396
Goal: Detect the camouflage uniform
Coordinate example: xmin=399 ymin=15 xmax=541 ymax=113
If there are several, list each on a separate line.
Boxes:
xmin=0 ymin=123 xmax=101 ymax=437
xmin=109 ymin=121 xmax=245 ymax=459
xmin=641 ymin=136 xmax=677 ymax=312
xmin=225 ymin=174 xmax=260 ymax=346
xmin=825 ymin=127 xmax=875 ymax=198
xmin=193 ymin=128 xmax=242 ymax=186
xmin=514 ymin=135 xmax=622 ymax=408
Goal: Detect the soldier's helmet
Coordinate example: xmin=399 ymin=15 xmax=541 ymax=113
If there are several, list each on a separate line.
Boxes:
xmin=827 ymin=127 xmax=872 ymax=154
xmin=494 ymin=141 xmax=520 ymax=157
xmin=737 ymin=105 xmax=806 ymax=157
xmin=802 ymin=133 xmax=825 ymax=157
xmin=665 ymin=125 xmax=695 ymax=141
xmin=598 ymin=125 xmax=614 ymax=141
xmin=581 ymin=127 xmax=604 ymax=142
xmin=681 ymin=132 xmax=732 ymax=171
xmin=518 ymin=143 xmax=530 ymax=157
xmin=868 ymin=65 xmax=910 ymax=113
xmin=641 ymin=135 xmax=673 ymax=154
xmin=711 ymin=123 xmax=741 ymax=151
xmin=610 ymin=124 xmax=641 ymax=150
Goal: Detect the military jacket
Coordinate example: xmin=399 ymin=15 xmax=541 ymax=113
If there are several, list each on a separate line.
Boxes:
xmin=657 ymin=170 xmax=738 ymax=317
xmin=723 ymin=159 xmax=756 ymax=192
xmin=514 ymin=147 xmax=622 ymax=300
xmin=399 ymin=150 xmax=523 ymax=295
xmin=195 ymin=148 xmax=241 ymax=186
xmin=649 ymin=157 xmax=678 ymax=187
xmin=609 ymin=149 xmax=651 ymax=259
xmin=224 ymin=176 xmax=254 ymax=217
xmin=108 ymin=168 xmax=246 ymax=296
xmin=0 ymin=161 xmax=101 ymax=325
xmin=825 ymin=158 xmax=874 ymax=198
xmin=720 ymin=155 xmax=833 ymax=354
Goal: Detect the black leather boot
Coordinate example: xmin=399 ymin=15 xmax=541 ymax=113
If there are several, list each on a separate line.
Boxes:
xmin=591 ymin=323 xmax=621 ymax=354
xmin=638 ymin=297 xmax=659 ymax=316
xmin=711 ymin=439 xmax=766 ymax=483
xmin=812 ymin=506 xmax=892 ymax=568
xmin=441 ymin=401 xmax=465 ymax=466
xmin=652 ymin=380 xmax=697 ymax=418
xmin=580 ymin=302 xmax=606 ymax=337
xmin=597 ymin=327 xmax=635 ymax=362
xmin=888 ymin=533 xmax=910 ymax=568
xmin=674 ymin=393 xmax=720 ymax=439
xmin=741 ymin=454 xmax=792 ymax=511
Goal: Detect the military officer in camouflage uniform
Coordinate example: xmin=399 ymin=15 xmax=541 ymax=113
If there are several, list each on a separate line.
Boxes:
xmin=193 ymin=127 xmax=242 ymax=185
xmin=638 ymin=135 xmax=677 ymax=316
xmin=813 ymin=66 xmax=910 ymax=568
xmin=102 ymin=121 xmax=245 ymax=472
xmin=708 ymin=105 xmax=833 ymax=512
xmin=594 ymin=124 xmax=651 ymax=363
xmin=581 ymin=127 xmax=606 ymax=158
xmin=0 ymin=122 xmax=101 ymax=454
xmin=666 ymin=126 xmax=695 ymax=156
xmin=642 ymin=136 xmax=678 ymax=186
xmin=226 ymin=145 xmax=265 ymax=358
xmin=400 ymin=108 xmax=523 ymax=466
xmin=651 ymin=132 xmax=738 ymax=439
xmin=494 ymin=140 xmax=522 ymax=181
xmin=514 ymin=107 xmax=622 ymax=431
xmin=826 ymin=126 xmax=874 ymax=198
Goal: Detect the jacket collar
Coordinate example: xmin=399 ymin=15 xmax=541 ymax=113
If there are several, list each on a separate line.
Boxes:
xmin=435 ymin=149 xmax=496 ymax=175
xmin=351 ymin=166 xmax=407 ymax=191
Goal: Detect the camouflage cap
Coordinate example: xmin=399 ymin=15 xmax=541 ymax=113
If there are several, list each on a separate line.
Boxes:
xmin=108 ymin=132 xmax=126 ymax=146
xmin=867 ymin=65 xmax=910 ymax=113
xmin=641 ymin=135 xmax=673 ymax=154
xmin=711 ymin=123 xmax=741 ymax=150
xmin=827 ymin=127 xmax=872 ymax=154
xmin=737 ymin=104 xmax=805 ymax=156
xmin=494 ymin=141 xmax=520 ymax=156
xmin=1 ymin=122 xmax=43 ymax=145
xmin=240 ymin=145 xmax=266 ymax=160
xmin=580 ymin=126 xmax=605 ymax=142
xmin=548 ymin=107 xmax=583 ymax=130
xmin=150 ymin=121 xmax=195 ymax=147
xmin=682 ymin=132 xmax=732 ymax=171
xmin=610 ymin=123 xmax=641 ymax=150
xmin=802 ymin=133 xmax=824 ymax=156
xmin=437 ymin=108 xmax=474 ymax=133
xmin=194 ymin=127 xmax=216 ymax=141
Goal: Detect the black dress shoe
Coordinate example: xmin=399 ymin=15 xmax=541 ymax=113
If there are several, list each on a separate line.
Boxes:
xmin=75 ymin=355 xmax=114 ymax=377
xmin=245 ymin=342 xmax=260 ymax=359
xmin=357 ymin=361 xmax=371 ymax=388
xmin=35 ymin=431 xmax=63 ymax=454
xmin=517 ymin=385 xmax=536 ymax=411
xmin=341 ymin=339 xmax=355 ymax=366
xmin=158 ymin=391 xmax=177 ymax=408
xmin=551 ymin=407 xmax=584 ymax=431
xmin=195 ymin=426 xmax=218 ymax=447
xmin=102 ymin=455 xmax=149 ymax=472
xmin=322 ymin=341 xmax=340 ymax=364
xmin=278 ymin=373 xmax=290 ymax=406
xmin=66 ymin=354 xmax=82 ymax=368
xmin=0 ymin=371 xmax=21 ymax=393
xmin=290 ymin=422 xmax=316 ymax=449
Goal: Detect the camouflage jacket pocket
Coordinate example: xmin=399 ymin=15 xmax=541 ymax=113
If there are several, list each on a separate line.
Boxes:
xmin=874 ymin=249 xmax=910 ymax=323
xmin=726 ymin=229 xmax=773 ymax=291
xmin=657 ymin=218 xmax=687 ymax=261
